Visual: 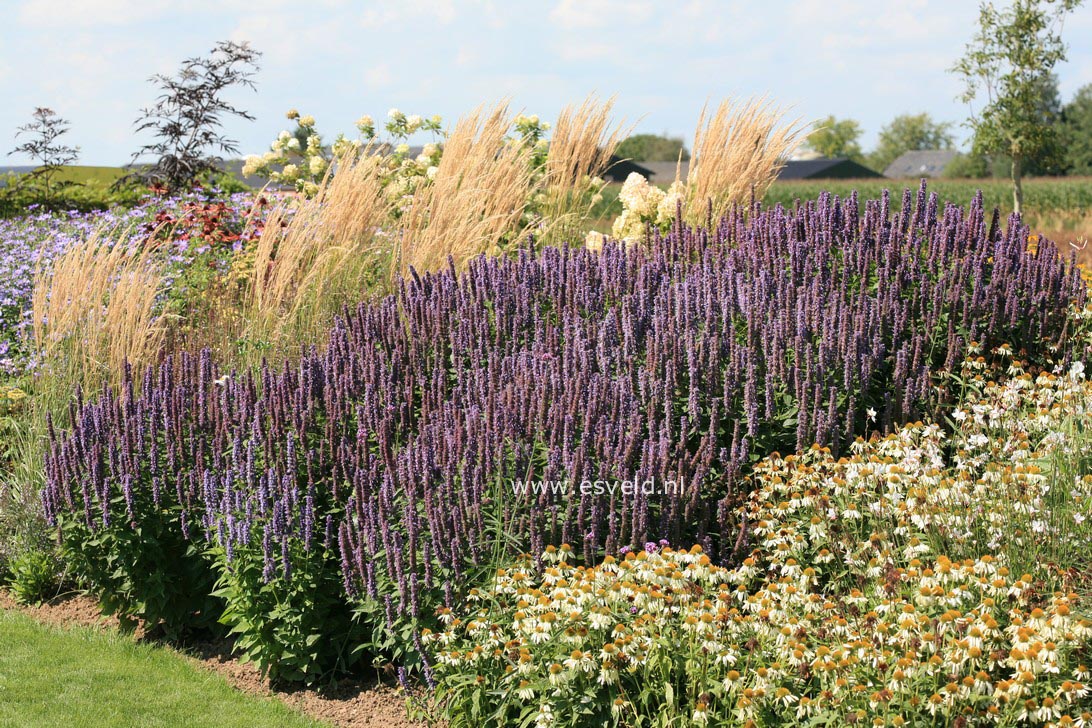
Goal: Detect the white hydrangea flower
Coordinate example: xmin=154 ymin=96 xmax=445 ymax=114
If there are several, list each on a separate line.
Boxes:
xmin=656 ymin=181 xmax=686 ymax=225
xmin=241 ymin=154 xmax=263 ymax=177
xmin=585 ymin=231 xmax=606 ymax=253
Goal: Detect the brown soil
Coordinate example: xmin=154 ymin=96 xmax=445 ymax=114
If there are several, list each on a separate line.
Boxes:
xmin=1 ymin=589 xmax=431 ymax=728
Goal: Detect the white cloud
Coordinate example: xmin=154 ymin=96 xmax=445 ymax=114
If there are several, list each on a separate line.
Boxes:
xmin=360 ymin=0 xmax=457 ymax=28
xmin=553 ymin=40 xmax=613 ymax=63
xmin=455 ymin=46 xmax=479 ymax=67
xmin=364 ymin=63 xmax=392 ymax=87
xmin=549 ymin=0 xmax=653 ymax=29
xmin=17 ymin=0 xmax=173 ymax=27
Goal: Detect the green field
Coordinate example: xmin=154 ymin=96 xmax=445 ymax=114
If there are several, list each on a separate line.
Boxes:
xmin=0 ymin=609 xmax=323 ymax=728
xmin=766 ymin=176 xmax=1092 ymax=215
xmin=592 ymin=176 xmax=1092 ymax=246
xmin=51 ymin=166 xmax=129 ymax=186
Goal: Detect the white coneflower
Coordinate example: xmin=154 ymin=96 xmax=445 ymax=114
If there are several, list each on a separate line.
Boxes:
xmin=533 ymin=704 xmax=554 ymax=728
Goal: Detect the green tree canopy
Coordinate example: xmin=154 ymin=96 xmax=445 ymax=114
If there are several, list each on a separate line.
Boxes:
xmin=1061 ymin=83 xmax=1092 ymax=175
xmin=803 ymin=116 xmax=865 ymax=162
xmin=615 ymin=133 xmax=690 ymax=162
xmin=869 ymin=113 xmax=955 ymax=172
xmin=951 ymin=0 xmax=1082 ymax=213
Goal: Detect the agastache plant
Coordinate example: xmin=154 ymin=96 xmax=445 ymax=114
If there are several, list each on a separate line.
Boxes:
xmin=43 ymin=183 xmax=1085 ymax=675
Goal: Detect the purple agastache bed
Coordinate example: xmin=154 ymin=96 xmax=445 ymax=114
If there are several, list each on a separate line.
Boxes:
xmin=39 ymin=185 xmax=1086 ymax=679
xmin=0 ymin=191 xmax=262 ymax=376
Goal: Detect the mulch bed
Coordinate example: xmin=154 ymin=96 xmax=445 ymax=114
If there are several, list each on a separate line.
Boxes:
xmin=0 ymin=589 xmax=430 ymax=728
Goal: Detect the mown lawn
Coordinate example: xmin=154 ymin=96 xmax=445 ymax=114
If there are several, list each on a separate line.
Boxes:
xmin=0 ymin=609 xmax=325 ymax=728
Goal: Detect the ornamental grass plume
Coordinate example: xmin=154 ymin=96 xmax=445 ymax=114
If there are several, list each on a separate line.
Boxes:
xmin=686 ymin=96 xmax=808 ymax=224
xmin=31 ymin=228 xmax=165 ymax=397
xmin=396 ymin=102 xmax=535 ymax=277
xmin=240 ymin=147 xmax=393 ymax=365
xmin=539 ymin=94 xmax=629 ymax=239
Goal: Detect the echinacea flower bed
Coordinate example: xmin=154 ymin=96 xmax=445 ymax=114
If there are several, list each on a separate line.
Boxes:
xmin=42 ymin=185 xmax=1087 ymax=684
xmin=424 ymin=355 xmax=1092 ymax=727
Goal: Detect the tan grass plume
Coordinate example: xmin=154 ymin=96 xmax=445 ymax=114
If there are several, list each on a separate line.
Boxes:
xmin=541 ymin=94 xmax=629 ymax=234
xmin=241 ymin=148 xmax=394 ymax=363
xmin=686 ymin=97 xmax=808 ymax=224
xmin=31 ymin=229 xmax=165 ymax=395
xmin=397 ymin=102 xmax=534 ymax=276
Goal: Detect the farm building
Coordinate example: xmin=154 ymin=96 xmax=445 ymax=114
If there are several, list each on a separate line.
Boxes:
xmin=640 ymin=157 xmax=883 ymax=183
xmin=883 ymin=149 xmax=958 ymax=179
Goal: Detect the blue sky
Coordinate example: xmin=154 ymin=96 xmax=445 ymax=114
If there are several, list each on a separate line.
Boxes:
xmin=3 ymin=0 xmax=1092 ymax=166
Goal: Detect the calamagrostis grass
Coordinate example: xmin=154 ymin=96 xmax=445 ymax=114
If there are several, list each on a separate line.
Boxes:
xmin=686 ymin=97 xmax=807 ymax=224
xmin=397 ymin=102 xmax=535 ymax=277
xmin=31 ymin=229 xmax=164 ymax=396
xmin=540 ymin=95 xmax=628 ymax=240
xmin=242 ymin=149 xmax=393 ymax=364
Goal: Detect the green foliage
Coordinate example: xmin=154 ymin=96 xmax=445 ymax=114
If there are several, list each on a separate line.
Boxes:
xmin=0 ymin=610 xmax=323 ymax=728
xmin=942 ymin=151 xmax=993 ymax=178
xmin=1061 ymin=83 xmax=1092 ymax=175
xmin=803 ymin=115 xmax=866 ymax=162
xmin=5 ymin=547 xmax=59 ymax=604
xmin=211 ymin=544 xmax=364 ymax=685
xmin=951 ymin=0 xmax=1083 ymax=210
xmin=6 ymin=108 xmax=80 ymax=206
xmin=57 ymin=504 xmax=222 ymax=640
xmin=615 ymin=133 xmax=690 ymax=162
xmin=203 ymin=169 xmax=252 ymax=194
xmin=869 ymin=112 xmax=955 ymax=171
xmin=0 ymin=168 xmax=145 ymax=218
xmin=0 ymin=384 xmax=55 ymax=578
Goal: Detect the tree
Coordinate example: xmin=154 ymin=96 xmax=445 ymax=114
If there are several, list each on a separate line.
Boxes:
xmin=7 ymin=107 xmax=80 ymax=204
xmin=951 ymin=0 xmax=1082 ymax=214
xmin=1060 ymin=83 xmax=1092 ymax=175
xmin=126 ymin=40 xmax=261 ymax=191
xmin=868 ymin=113 xmax=955 ymax=172
xmin=803 ymin=116 xmax=865 ymax=162
xmin=942 ymin=151 xmax=992 ymax=178
xmin=615 ymin=133 xmax=690 ymax=162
